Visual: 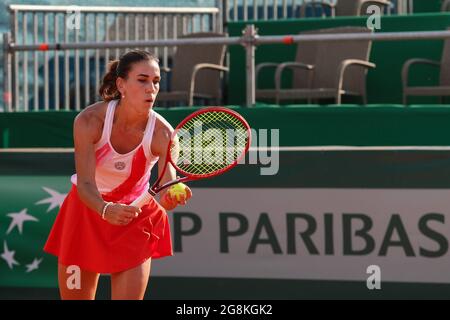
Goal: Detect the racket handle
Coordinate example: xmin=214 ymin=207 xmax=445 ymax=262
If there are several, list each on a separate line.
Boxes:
xmin=130 ymin=191 xmax=153 ymax=208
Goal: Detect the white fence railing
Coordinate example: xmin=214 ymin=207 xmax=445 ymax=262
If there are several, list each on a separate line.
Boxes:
xmin=1 ymin=1 xmax=424 ymax=112
xmin=6 ymin=25 xmax=450 ymax=111
xmin=223 ymin=0 xmax=414 ymax=23
xmin=5 ymin=4 xmax=222 ymax=111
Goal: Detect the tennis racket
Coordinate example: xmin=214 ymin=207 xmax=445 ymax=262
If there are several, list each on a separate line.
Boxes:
xmin=131 ymin=106 xmax=251 ymax=208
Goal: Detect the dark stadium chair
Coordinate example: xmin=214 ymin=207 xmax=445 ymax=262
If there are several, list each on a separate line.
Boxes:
xmin=402 ymin=28 xmax=450 ymax=105
xmin=255 ymin=26 xmax=376 ymax=105
xmin=442 ymin=0 xmax=450 ymax=11
xmin=299 ymin=0 xmax=336 ymax=17
xmin=335 ymin=0 xmax=392 ymax=16
xmin=156 ymin=32 xmax=229 ymax=107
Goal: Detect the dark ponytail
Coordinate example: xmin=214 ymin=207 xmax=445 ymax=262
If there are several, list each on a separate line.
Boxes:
xmin=99 ymin=60 xmax=121 ymax=102
xmin=99 ymin=50 xmax=159 ymax=102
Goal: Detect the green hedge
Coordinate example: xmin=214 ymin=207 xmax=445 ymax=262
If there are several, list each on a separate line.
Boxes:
xmin=3 ymin=104 xmax=450 ymax=147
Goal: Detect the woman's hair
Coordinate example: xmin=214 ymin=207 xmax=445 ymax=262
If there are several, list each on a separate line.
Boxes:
xmin=99 ymin=50 xmax=159 ymax=102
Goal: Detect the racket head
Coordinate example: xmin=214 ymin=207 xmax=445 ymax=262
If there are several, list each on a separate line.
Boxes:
xmin=167 ymin=107 xmax=251 ymax=180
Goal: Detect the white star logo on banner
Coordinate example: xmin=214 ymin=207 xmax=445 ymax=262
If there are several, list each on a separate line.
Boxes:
xmin=1 ymin=241 xmax=20 ymax=269
xmin=35 ymin=187 xmax=66 ymax=212
xmin=25 ymin=258 xmax=43 ymax=273
xmin=6 ymin=209 xmax=39 ymax=235
xmin=1 ymin=185 xmax=67 ymax=277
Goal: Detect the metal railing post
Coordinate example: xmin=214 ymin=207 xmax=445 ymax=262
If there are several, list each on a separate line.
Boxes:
xmin=242 ymin=24 xmax=257 ymax=107
xmin=10 ymin=8 xmax=17 ymax=111
xmin=3 ymin=33 xmax=13 ymax=112
xmin=222 ymin=0 xmax=229 ymax=30
xmin=408 ymin=0 xmax=414 ymax=14
xmin=216 ymin=0 xmax=224 ymax=33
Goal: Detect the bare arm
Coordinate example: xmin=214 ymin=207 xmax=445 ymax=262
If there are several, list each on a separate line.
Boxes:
xmin=73 ymin=111 xmax=106 ymax=214
xmin=151 ymin=119 xmax=192 ymax=210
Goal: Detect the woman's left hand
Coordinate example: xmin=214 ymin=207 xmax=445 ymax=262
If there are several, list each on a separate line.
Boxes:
xmin=160 ymin=184 xmax=192 ymax=211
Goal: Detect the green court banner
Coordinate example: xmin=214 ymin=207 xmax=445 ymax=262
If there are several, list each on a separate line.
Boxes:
xmin=1 ymin=149 xmax=450 ymax=299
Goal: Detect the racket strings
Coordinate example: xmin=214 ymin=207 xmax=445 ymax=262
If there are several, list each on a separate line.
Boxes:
xmin=171 ymin=111 xmax=249 ymax=176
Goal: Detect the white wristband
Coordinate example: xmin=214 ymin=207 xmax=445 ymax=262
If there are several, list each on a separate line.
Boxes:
xmin=101 ymin=202 xmax=113 ymax=220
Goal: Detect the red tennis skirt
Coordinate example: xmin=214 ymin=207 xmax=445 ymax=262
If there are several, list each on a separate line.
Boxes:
xmin=44 ymin=185 xmax=173 ymax=274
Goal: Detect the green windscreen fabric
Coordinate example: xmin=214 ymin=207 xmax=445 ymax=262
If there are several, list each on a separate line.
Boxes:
xmin=227 ymin=13 xmax=450 ymax=105
xmin=3 ymin=104 xmax=450 ymax=147
xmin=413 ymin=0 xmax=442 ymax=13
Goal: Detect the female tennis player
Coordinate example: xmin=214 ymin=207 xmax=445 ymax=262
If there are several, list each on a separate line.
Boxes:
xmin=44 ymin=50 xmax=192 ymax=300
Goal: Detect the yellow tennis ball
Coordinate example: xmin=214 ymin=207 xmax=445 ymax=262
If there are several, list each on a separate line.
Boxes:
xmin=168 ymin=183 xmax=187 ymax=202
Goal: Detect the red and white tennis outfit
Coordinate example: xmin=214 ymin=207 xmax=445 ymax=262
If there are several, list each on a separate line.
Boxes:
xmin=44 ymin=99 xmax=173 ymax=273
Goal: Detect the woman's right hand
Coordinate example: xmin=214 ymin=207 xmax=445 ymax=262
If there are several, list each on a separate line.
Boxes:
xmin=103 ymin=203 xmax=142 ymax=226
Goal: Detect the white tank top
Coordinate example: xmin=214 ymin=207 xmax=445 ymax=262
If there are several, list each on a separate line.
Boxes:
xmin=71 ymin=99 xmax=161 ymax=194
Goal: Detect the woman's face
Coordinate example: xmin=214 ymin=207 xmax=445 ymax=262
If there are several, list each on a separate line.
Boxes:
xmin=117 ymin=59 xmax=160 ymax=111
